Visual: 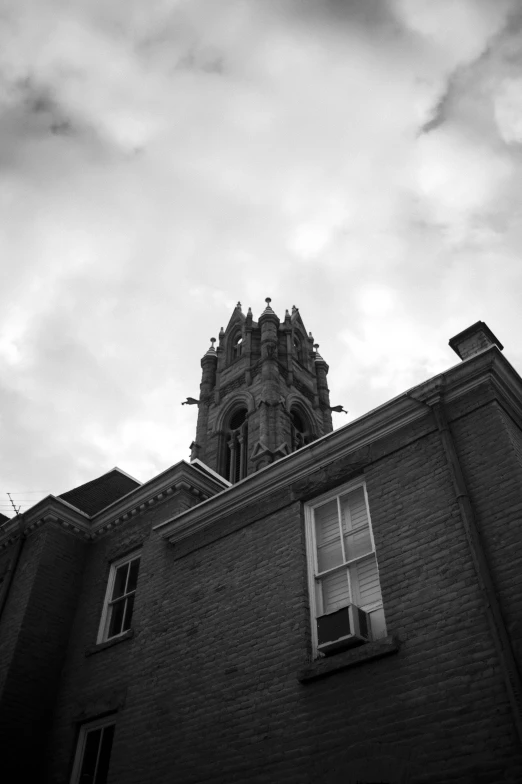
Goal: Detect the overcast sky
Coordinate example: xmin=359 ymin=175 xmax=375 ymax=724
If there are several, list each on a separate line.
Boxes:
xmin=2 ymin=0 xmax=522 ymax=515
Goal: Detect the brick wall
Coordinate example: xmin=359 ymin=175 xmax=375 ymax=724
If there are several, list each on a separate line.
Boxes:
xmin=0 ymin=524 xmax=87 ymax=780
xmin=42 ymin=388 xmax=522 ymax=783
xmin=450 ymin=399 xmax=522 ymax=669
xmin=0 ymin=532 xmax=44 ymax=700
xmin=45 ymin=487 xmax=204 ymax=780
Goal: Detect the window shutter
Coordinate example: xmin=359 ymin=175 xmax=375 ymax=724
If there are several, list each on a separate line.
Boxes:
xmin=350 ymin=555 xmax=382 ymax=607
xmin=341 ymin=487 xmax=369 ymax=530
xmin=314 ymin=500 xmax=343 ymax=572
xmin=320 ymin=569 xmax=350 ymax=614
xmin=341 ymin=487 xmax=373 ymax=560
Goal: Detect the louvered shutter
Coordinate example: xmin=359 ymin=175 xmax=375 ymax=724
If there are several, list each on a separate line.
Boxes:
xmin=350 ymin=555 xmax=382 ymax=607
xmin=341 ymin=487 xmax=373 ymax=561
xmin=314 ymin=499 xmax=343 ymax=572
xmin=320 ymin=569 xmax=351 ymax=614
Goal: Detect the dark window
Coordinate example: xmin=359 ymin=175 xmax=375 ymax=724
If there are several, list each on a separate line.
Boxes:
xmin=290 ymin=409 xmax=311 ymax=450
xmin=293 ymin=334 xmax=306 ymax=364
xmin=232 ymin=333 xmax=243 ymax=360
xmin=72 ymin=720 xmax=115 ymax=784
xmin=224 ymin=408 xmax=248 ymax=483
xmin=98 ymin=554 xmax=141 ymax=642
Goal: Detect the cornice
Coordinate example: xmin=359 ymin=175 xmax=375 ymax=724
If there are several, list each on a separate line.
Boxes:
xmin=154 ymin=346 xmax=522 ymax=544
xmin=0 ymin=497 xmax=91 ymax=549
xmin=0 ymin=462 xmax=228 ymax=548
xmin=90 ymin=461 xmax=228 ymax=538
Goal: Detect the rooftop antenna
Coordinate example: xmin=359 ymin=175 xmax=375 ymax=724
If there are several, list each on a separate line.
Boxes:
xmin=6 ymin=493 xmax=21 ymax=515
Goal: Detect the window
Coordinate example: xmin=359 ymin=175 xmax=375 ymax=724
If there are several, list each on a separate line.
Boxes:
xmin=97 ymin=552 xmax=141 ymax=643
xmin=290 ymin=408 xmax=312 ymax=451
xmin=293 ymin=333 xmax=305 ymax=364
xmin=305 ymin=480 xmax=385 ymax=657
xmin=70 ymin=717 xmax=115 ymax=784
xmin=222 ymin=407 xmax=248 ymax=484
xmin=232 ymin=333 xmax=243 ymax=360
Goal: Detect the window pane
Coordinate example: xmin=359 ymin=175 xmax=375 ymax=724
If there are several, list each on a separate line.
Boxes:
xmin=320 ymin=569 xmax=350 ymax=614
xmin=341 ymin=487 xmax=369 ymax=531
xmin=315 ymin=500 xmax=343 ymax=572
xmin=95 ymin=724 xmax=115 ymax=784
xmin=79 ymin=728 xmax=102 ymax=783
xmin=108 ymin=598 xmax=126 ymax=638
xmin=126 ymin=558 xmax=140 ymax=593
xmin=344 ymin=526 xmax=373 ymax=560
xmin=111 ymin=563 xmax=129 ymax=600
xmin=122 ymin=594 xmax=135 ymax=632
xmin=350 ymin=555 xmax=382 ymax=607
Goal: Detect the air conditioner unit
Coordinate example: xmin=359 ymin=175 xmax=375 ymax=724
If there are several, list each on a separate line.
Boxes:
xmin=316 ymin=604 xmax=372 ymax=655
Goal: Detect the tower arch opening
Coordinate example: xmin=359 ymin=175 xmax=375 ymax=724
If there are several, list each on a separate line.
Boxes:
xmin=293 ymin=334 xmax=303 ymax=364
xmin=230 ymin=331 xmax=244 ymax=362
xmin=290 ymin=406 xmax=314 ymax=451
xmin=222 ymin=406 xmax=248 ymax=484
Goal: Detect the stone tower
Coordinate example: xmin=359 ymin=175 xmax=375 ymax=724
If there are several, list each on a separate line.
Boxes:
xmin=190 ymin=299 xmax=333 ymax=483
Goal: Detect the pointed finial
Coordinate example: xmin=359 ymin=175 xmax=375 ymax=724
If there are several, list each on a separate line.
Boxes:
xmin=247 ymin=306 xmax=252 ymax=316
xmin=204 ymin=337 xmax=217 ymax=356
xmin=314 ymin=343 xmax=325 ymax=361
xmin=292 ymin=305 xmax=297 ymax=314
xmin=219 ymin=326 xmax=225 ymax=336
xmin=236 ymin=301 xmax=242 ymax=310
xmin=260 ymin=297 xmax=277 ymax=319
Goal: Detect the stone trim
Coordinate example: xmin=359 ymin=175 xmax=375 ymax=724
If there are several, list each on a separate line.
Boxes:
xmin=85 ymin=629 xmax=134 ymax=657
xmin=91 ymin=482 xmax=211 ymax=539
xmin=0 ymin=481 xmax=215 ymax=547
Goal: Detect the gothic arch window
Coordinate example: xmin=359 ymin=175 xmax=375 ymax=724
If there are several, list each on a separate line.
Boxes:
xmin=290 ymin=407 xmax=313 ymax=451
xmin=231 ymin=332 xmax=243 ymax=362
xmin=222 ymin=407 xmax=248 ymax=483
xmin=293 ymin=333 xmax=306 ymax=365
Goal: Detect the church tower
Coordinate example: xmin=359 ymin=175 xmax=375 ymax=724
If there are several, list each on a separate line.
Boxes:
xmin=190 ymin=299 xmax=333 ymax=483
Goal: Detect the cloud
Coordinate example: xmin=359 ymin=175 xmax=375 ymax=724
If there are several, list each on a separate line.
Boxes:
xmin=1 ymin=0 xmax=522 ymax=508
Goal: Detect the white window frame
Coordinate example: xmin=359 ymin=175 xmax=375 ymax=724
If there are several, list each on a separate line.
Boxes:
xmin=97 ymin=551 xmax=141 ymax=644
xmin=304 ymin=478 xmax=385 ymax=656
xmin=70 ymin=716 xmax=116 ymax=784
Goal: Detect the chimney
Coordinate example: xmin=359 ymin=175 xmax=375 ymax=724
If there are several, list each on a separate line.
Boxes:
xmin=449 ymin=321 xmax=503 ymax=361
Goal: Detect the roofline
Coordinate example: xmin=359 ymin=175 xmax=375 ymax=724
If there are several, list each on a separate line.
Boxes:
xmin=0 ymin=459 xmax=229 ymax=548
xmin=189 ymin=458 xmax=231 ymax=487
xmin=154 ymin=345 xmax=522 ymax=543
xmin=110 ymin=467 xmax=143 ymax=485
xmin=0 ymin=495 xmax=93 ymax=548
xmin=90 ymin=459 xmax=228 ymax=533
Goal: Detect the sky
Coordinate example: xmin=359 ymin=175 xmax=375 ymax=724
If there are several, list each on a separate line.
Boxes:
xmin=2 ymin=0 xmax=522 ymax=516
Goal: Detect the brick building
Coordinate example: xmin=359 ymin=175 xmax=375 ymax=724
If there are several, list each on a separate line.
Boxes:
xmin=1 ymin=303 xmax=522 ymax=783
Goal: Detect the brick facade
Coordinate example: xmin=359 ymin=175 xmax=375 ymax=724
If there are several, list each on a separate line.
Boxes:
xmin=1 ymin=319 xmax=522 ymax=783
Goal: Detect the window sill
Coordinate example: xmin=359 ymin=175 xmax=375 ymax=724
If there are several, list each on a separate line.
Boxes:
xmin=85 ymin=629 xmax=134 ymax=657
xmin=298 ymin=635 xmax=400 ymax=682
